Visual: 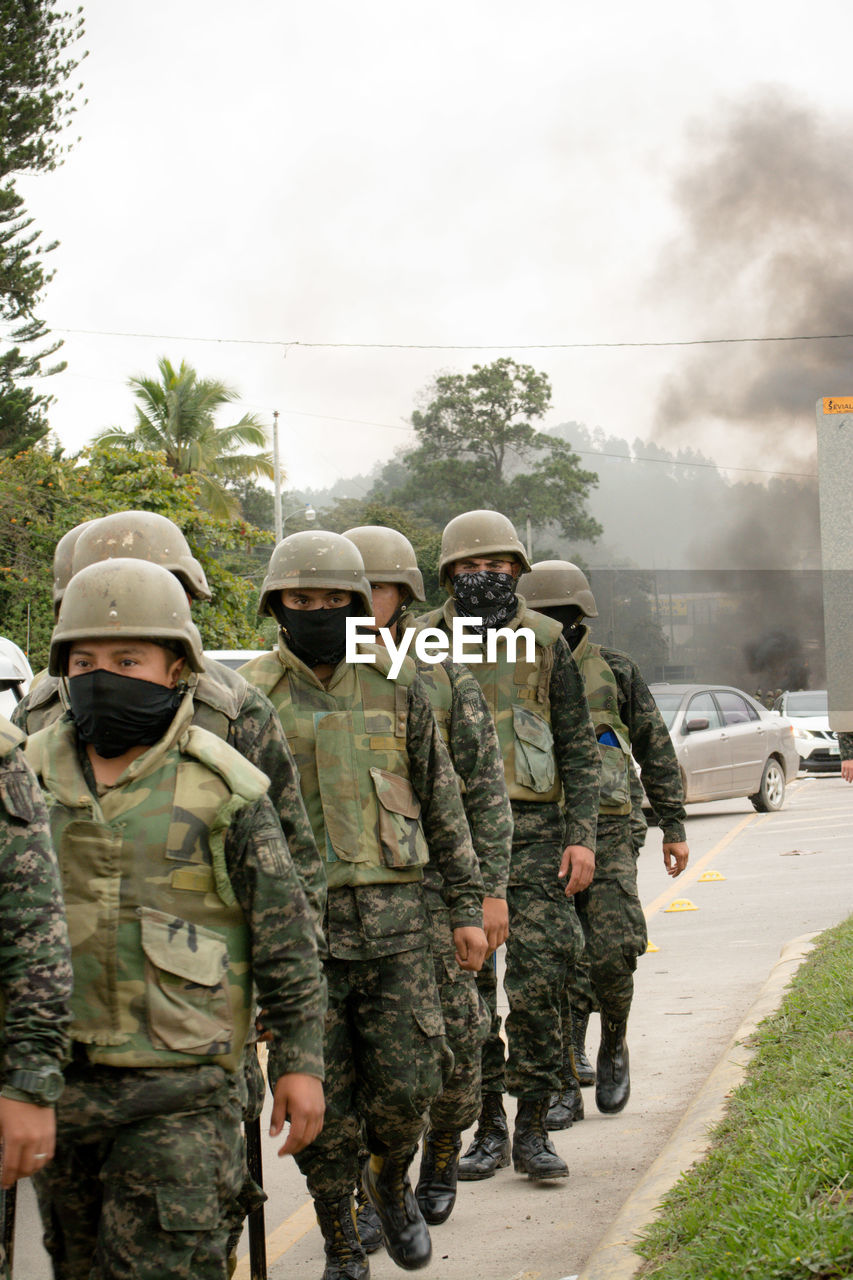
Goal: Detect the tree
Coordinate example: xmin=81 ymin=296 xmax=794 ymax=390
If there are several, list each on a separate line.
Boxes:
xmin=0 ymin=443 xmax=274 ymax=670
xmin=0 ymin=3 xmax=86 ymax=454
xmin=95 ymin=357 xmax=275 ymax=519
xmin=381 ymin=358 xmax=602 ymax=544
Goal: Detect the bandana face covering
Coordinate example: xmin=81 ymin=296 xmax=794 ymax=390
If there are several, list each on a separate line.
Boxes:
xmin=68 ymin=669 xmax=182 ymax=758
xmin=453 ymin=571 xmax=518 ymax=634
xmin=274 ymin=601 xmax=364 ymax=668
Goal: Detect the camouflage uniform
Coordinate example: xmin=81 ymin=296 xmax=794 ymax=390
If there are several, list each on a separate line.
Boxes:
xmin=0 ymin=717 xmax=72 ymax=1280
xmin=565 ymin=631 xmax=686 ymax=1025
xmin=240 ymin=636 xmax=484 ymax=1203
xmin=25 ymin=575 xmax=324 ymax=1280
xmin=837 ymin=731 xmax=853 ymax=761
xmin=416 ymin=598 xmax=599 ymax=1100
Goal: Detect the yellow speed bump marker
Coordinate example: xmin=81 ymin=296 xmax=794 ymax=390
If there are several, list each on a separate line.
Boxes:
xmin=664 ymin=899 xmax=698 ymax=912
xmin=645 ymin=940 xmax=660 ymax=952
xmin=698 ymin=870 xmax=726 ymax=882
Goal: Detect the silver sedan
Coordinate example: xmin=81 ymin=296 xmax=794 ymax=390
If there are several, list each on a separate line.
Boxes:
xmin=649 ymin=683 xmax=800 ymax=811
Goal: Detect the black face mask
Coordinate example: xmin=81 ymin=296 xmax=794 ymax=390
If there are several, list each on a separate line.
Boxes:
xmin=68 ymin=669 xmax=183 ymax=759
xmin=453 ymin=571 xmax=518 ymax=634
xmin=273 ymin=601 xmax=364 ymax=668
xmin=540 ymin=605 xmax=585 ymax=648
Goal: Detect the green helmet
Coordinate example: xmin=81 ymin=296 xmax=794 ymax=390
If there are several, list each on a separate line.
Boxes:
xmin=53 ymin=521 xmax=95 ymax=615
xmin=438 ymin=509 xmax=531 ymax=589
xmin=49 ymin=558 xmax=205 ymax=676
xmin=342 ymin=526 xmax=425 ymax=602
xmin=258 ymin=531 xmax=372 ymax=617
xmin=518 ymin=559 xmax=599 ymax=618
xmin=71 ymin=511 xmax=212 ymax=602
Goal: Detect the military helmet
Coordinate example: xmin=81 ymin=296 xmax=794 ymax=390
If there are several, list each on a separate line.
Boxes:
xmin=438 ymin=509 xmax=532 ymax=589
xmin=71 ymin=511 xmax=212 ymax=602
xmin=49 ymin=558 xmax=205 ymax=676
xmin=258 ymin=530 xmax=372 ymax=617
xmin=52 ymin=521 xmax=95 ymax=614
xmin=342 ymin=526 xmax=425 ymax=602
xmin=518 ymin=559 xmax=599 ymax=618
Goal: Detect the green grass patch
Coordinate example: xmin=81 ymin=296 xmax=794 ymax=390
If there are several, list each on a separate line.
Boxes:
xmin=635 ymin=916 xmax=853 ymax=1280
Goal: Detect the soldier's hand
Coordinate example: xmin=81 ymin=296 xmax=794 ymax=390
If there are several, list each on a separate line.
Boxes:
xmin=482 ymin=896 xmax=509 ymax=954
xmin=453 ymin=925 xmax=488 ymax=973
xmin=662 ymin=841 xmax=689 ymax=876
xmin=842 ymin=759 xmax=853 ymax=783
xmin=0 ymin=1098 xmax=56 ymax=1188
xmin=270 ymin=1073 xmax=325 ymax=1157
xmin=558 ymin=844 xmax=595 ymax=895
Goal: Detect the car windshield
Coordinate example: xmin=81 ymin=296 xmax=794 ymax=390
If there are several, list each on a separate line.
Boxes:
xmin=785 ymin=691 xmax=828 ymax=717
xmin=651 ymin=691 xmax=684 ymax=729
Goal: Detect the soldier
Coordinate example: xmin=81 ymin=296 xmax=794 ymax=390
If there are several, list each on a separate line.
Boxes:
xmin=415 ymin=511 xmax=600 ymax=1183
xmin=838 ymin=732 xmax=853 ymax=782
xmin=240 ymin=531 xmax=487 ymax=1278
xmin=0 ymin=715 xmax=72 ymax=1280
xmin=25 ymin=557 xmax=325 ymax=1279
xmin=343 ymin=525 xmax=512 ymax=1229
xmin=518 ymin=560 xmax=689 ymax=1117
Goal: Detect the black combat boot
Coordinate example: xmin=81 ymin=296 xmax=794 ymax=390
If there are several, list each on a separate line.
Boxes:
xmin=570 ymin=1006 xmax=596 ymax=1086
xmin=596 ymin=1017 xmax=630 ymax=1114
xmin=457 ymin=1092 xmax=511 ymax=1181
xmin=415 ymin=1128 xmax=462 ymax=1225
xmin=362 ymin=1150 xmax=432 ymax=1271
xmin=313 ymin=1195 xmax=370 ymax=1280
xmin=512 ymin=1099 xmax=569 ymax=1179
xmin=355 ymin=1176 xmax=383 ymax=1255
xmin=545 ymin=1076 xmax=585 ymax=1130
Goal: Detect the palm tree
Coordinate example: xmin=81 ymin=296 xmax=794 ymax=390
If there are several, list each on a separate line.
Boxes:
xmin=95 ymin=357 xmax=275 ymax=519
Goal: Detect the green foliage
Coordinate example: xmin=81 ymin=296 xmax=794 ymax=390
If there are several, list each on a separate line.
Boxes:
xmin=0 ymin=2 xmax=86 ymax=455
xmin=95 ymin=357 xmax=274 ymax=520
xmin=319 ymin=497 xmax=445 ymax=607
xmin=0 ymin=445 xmax=274 ymax=669
xmin=588 ymin=569 xmax=669 ymax=678
xmin=636 ymin=915 xmax=853 ymax=1279
xmin=379 ymin=358 xmax=602 ymax=545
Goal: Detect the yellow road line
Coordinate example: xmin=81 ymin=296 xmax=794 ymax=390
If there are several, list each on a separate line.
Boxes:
xmin=233 ymin=1199 xmax=318 ymax=1278
xmin=643 ymin=811 xmax=758 ymax=921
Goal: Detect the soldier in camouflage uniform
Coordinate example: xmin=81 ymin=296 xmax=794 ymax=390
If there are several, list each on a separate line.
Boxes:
xmin=241 ymin=531 xmax=487 ymax=1279
xmin=25 ymin=558 xmax=325 ymax=1280
xmin=519 ymin=560 xmax=689 ymax=1117
xmin=343 ymin=525 xmax=512 ymax=1230
xmin=838 ymin=732 xmax=853 ymax=782
xmin=415 ymin=511 xmax=600 ymax=1183
xmin=0 ymin=715 xmax=72 ymax=1280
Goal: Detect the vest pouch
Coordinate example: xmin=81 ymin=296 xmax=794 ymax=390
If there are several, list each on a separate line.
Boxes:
xmin=370 ymin=767 xmax=430 ymax=869
xmin=139 ymin=906 xmax=234 ymax=1056
xmin=512 ymin=705 xmax=557 ymax=794
xmin=597 ymin=731 xmax=632 ymax=812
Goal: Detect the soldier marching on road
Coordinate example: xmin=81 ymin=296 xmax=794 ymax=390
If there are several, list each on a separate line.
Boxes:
xmin=519 ymin=560 xmax=689 ymax=1118
xmin=241 ymin=531 xmax=487 ymax=1280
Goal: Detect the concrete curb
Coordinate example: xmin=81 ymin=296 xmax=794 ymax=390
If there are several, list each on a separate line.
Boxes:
xmin=576 ymin=932 xmax=819 ymax=1280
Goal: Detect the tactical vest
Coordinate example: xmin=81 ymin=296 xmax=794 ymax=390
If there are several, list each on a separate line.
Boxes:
xmin=242 ymin=642 xmax=429 ymax=889
xmin=417 ymin=600 xmax=563 ymax=804
xmin=572 ymin=628 xmax=632 ymax=816
xmin=25 ymin=695 xmax=267 ymax=1071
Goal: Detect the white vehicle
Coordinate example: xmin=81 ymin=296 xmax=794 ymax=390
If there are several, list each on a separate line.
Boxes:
xmin=0 ymin=638 xmax=34 ymax=720
xmin=771 ymin=690 xmax=840 ymax=773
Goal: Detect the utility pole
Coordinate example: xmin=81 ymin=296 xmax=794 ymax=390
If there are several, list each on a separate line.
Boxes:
xmin=273 ymin=409 xmax=282 ymax=544
xmin=526 ymin=514 xmax=533 ymax=562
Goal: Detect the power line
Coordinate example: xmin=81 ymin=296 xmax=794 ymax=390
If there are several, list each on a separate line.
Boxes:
xmin=49 ymin=326 xmax=853 ymax=351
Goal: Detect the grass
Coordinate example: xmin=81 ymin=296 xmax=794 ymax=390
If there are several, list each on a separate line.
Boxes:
xmin=634 ymin=914 xmax=853 ymax=1280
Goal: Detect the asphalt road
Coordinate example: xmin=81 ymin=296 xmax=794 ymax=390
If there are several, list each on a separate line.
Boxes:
xmin=13 ymin=772 xmax=853 ymax=1280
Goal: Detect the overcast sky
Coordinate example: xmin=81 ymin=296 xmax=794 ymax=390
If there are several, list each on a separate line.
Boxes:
xmin=11 ymin=0 xmax=852 ymax=494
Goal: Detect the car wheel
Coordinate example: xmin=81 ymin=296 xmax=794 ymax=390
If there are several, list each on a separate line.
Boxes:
xmin=750 ymin=757 xmax=786 ymax=812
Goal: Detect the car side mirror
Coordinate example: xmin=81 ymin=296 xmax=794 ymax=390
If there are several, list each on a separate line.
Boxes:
xmin=684 ymin=717 xmax=710 ymax=733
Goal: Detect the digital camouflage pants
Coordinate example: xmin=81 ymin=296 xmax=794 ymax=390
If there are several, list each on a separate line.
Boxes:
xmin=33 ymin=1061 xmax=244 ymax=1280
xmin=295 ymin=947 xmax=450 ymax=1201
xmin=565 ymin=814 xmax=648 ymax=1023
xmin=423 ymin=893 xmax=490 ymax=1132
xmin=477 ymin=804 xmax=585 ymax=1100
